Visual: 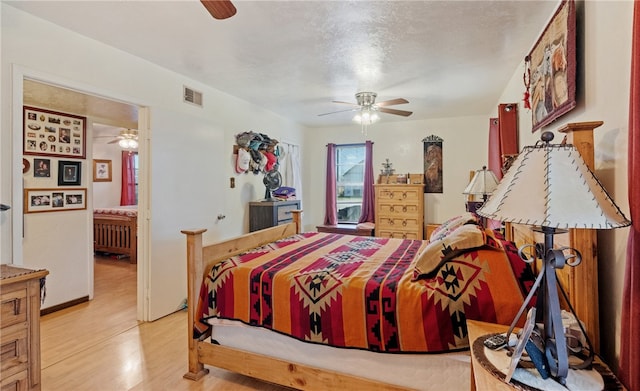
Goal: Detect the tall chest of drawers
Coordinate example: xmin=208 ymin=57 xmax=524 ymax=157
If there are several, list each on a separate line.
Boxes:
xmin=1 ymin=265 xmax=48 ymax=391
xmin=374 ymin=184 xmax=424 ymax=239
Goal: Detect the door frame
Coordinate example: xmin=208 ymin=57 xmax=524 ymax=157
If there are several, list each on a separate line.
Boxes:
xmin=10 ymin=64 xmax=151 ymax=321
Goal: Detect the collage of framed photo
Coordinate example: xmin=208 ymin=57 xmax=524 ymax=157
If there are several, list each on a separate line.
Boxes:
xmin=23 ymin=106 xmax=87 ymax=159
xmin=24 ymin=188 xmax=87 ymax=214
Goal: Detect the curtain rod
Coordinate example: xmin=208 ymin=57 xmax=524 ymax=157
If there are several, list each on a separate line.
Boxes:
xmin=326 ymin=142 xmax=373 ymax=147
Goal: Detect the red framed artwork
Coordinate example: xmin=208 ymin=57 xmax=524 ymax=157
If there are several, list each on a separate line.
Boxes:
xmin=528 ymin=0 xmax=576 ymax=132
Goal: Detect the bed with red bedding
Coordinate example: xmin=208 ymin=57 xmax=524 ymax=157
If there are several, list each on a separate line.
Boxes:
xmin=184 ymin=216 xmax=535 ymax=390
xmin=195 ymin=230 xmax=531 ymax=354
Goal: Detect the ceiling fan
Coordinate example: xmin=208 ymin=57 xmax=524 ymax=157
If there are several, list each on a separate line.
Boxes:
xmin=94 ymin=128 xmax=139 ymax=148
xmin=318 ymin=92 xmax=413 ymax=119
xmin=201 ymin=0 xmax=237 ymax=20
xmin=107 ymin=129 xmax=138 ymax=144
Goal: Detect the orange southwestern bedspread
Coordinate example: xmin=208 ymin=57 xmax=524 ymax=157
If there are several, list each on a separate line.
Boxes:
xmin=196 ymin=232 xmax=532 ymax=353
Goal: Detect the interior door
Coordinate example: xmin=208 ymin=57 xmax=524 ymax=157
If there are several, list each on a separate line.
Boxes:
xmin=146 ymin=108 xmax=224 ymax=320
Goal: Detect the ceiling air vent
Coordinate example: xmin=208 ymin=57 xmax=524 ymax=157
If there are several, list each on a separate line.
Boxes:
xmin=183 ymin=86 xmax=203 ymax=107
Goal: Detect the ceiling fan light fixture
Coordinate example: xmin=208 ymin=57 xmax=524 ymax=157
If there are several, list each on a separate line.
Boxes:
xmin=352 ymin=108 xmax=380 ymax=125
xmin=119 ymin=138 xmax=138 ymax=149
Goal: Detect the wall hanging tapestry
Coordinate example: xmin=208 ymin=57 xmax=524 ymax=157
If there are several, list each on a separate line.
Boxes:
xmin=528 ymin=0 xmax=576 ymax=132
xmin=422 ymin=135 xmax=443 ymax=193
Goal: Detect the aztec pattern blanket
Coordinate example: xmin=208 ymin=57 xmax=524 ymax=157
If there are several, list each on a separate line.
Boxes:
xmin=196 ymin=232 xmax=532 ymax=353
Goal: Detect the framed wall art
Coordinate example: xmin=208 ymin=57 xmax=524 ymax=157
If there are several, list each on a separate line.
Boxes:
xmin=57 ymin=160 xmax=82 ymax=186
xmin=93 ymin=159 xmax=112 ymax=182
xmin=528 ymin=0 xmax=576 ymax=132
xmin=422 ymin=135 xmax=443 ymax=193
xmin=23 ymin=106 xmax=87 ymax=158
xmin=24 ymin=188 xmax=87 ymax=213
xmin=33 ymin=158 xmax=51 ymax=178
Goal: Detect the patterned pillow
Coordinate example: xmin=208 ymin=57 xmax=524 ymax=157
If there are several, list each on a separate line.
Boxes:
xmin=413 ymin=224 xmax=486 ymax=281
xmin=429 ymin=212 xmax=479 ymax=242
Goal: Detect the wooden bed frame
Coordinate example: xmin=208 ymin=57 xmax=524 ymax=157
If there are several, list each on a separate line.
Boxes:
xmin=181 ymin=122 xmax=601 ymax=390
xmin=182 ymin=211 xmax=411 ymax=390
xmin=93 ymin=213 xmax=137 ymax=264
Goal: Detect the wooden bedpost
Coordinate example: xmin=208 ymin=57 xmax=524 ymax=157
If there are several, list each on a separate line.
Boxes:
xmin=558 ymin=121 xmax=602 ymax=351
xmin=181 ymin=228 xmax=210 ymax=380
xmin=291 ymin=209 xmax=303 ymax=233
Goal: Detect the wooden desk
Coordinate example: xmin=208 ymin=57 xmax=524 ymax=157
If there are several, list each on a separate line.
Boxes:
xmin=468 ymin=320 xmax=626 ymax=391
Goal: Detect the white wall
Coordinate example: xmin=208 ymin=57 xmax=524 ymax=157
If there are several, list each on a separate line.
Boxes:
xmin=1 ymin=5 xmax=304 ymax=319
xmin=493 ymin=1 xmax=633 ymax=370
xmin=92 ymin=139 xmax=123 ymax=208
xmin=302 ymin=115 xmax=490 ymax=231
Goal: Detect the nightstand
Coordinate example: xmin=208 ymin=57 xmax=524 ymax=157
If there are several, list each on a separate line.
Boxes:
xmin=467 ymin=320 xmax=626 ymax=390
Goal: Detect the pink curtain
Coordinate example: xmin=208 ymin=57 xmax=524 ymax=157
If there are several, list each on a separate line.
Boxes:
xmin=358 ymin=141 xmax=375 ymax=223
xmin=324 ymin=143 xmax=337 ymax=225
xmin=620 ymin=2 xmax=640 ymax=389
xmin=120 ymin=151 xmax=136 ymax=206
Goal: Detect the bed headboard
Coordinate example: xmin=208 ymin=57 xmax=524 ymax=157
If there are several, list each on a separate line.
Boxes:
xmin=505 ymin=121 xmax=603 ymax=352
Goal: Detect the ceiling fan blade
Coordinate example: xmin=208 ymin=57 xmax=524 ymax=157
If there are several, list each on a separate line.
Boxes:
xmin=201 ymin=0 xmax=237 ymax=20
xmin=376 ymin=98 xmax=409 ymax=107
xmin=318 ymin=108 xmax=359 ymax=117
xmin=378 ymin=107 xmax=413 ymax=117
xmin=331 ymin=100 xmax=360 ymax=107
xmin=107 ymin=139 xmax=121 ymax=144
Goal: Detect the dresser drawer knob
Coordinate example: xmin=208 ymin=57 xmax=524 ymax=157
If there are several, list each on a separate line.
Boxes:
xmin=402 ymin=220 xmax=407 ymax=227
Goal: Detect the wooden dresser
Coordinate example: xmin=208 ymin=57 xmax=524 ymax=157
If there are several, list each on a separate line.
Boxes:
xmin=1 ymin=265 xmax=48 ymax=391
xmin=249 ymin=200 xmax=301 ymax=232
xmin=374 ymin=183 xmax=424 ymax=239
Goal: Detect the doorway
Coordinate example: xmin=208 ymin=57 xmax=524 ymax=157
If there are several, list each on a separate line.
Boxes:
xmin=16 ymin=75 xmax=148 ymax=320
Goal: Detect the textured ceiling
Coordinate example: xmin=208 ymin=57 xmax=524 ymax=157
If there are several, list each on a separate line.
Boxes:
xmin=8 ymin=0 xmax=559 ymax=128
xmin=23 ymin=80 xmax=139 ymax=131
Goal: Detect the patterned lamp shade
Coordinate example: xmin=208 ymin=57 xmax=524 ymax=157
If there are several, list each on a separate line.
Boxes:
xmin=477 ymin=132 xmax=630 ymax=230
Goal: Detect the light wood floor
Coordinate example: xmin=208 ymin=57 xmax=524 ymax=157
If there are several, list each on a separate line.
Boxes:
xmin=40 ymin=256 xmax=289 ymax=390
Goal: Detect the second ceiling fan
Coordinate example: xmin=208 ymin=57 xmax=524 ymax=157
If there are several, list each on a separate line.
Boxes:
xmin=319 ymin=92 xmax=413 ymax=120
xmin=201 ymin=0 xmax=237 ymax=20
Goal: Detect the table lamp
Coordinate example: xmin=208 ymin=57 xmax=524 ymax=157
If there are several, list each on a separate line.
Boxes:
xmin=463 ymin=166 xmax=499 ymax=215
xmin=476 ymin=131 xmax=631 ymax=385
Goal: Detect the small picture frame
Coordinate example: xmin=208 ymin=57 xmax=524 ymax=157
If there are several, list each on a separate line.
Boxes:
xmin=93 ymin=159 xmax=112 ymax=182
xmin=24 ymin=188 xmax=87 ymax=213
xmin=57 ymin=160 xmax=82 ymax=186
xmin=33 ymin=158 xmax=51 ymax=178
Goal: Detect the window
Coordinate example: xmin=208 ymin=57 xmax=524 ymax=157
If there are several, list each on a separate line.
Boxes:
xmin=335 ymin=144 xmax=365 ymax=223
